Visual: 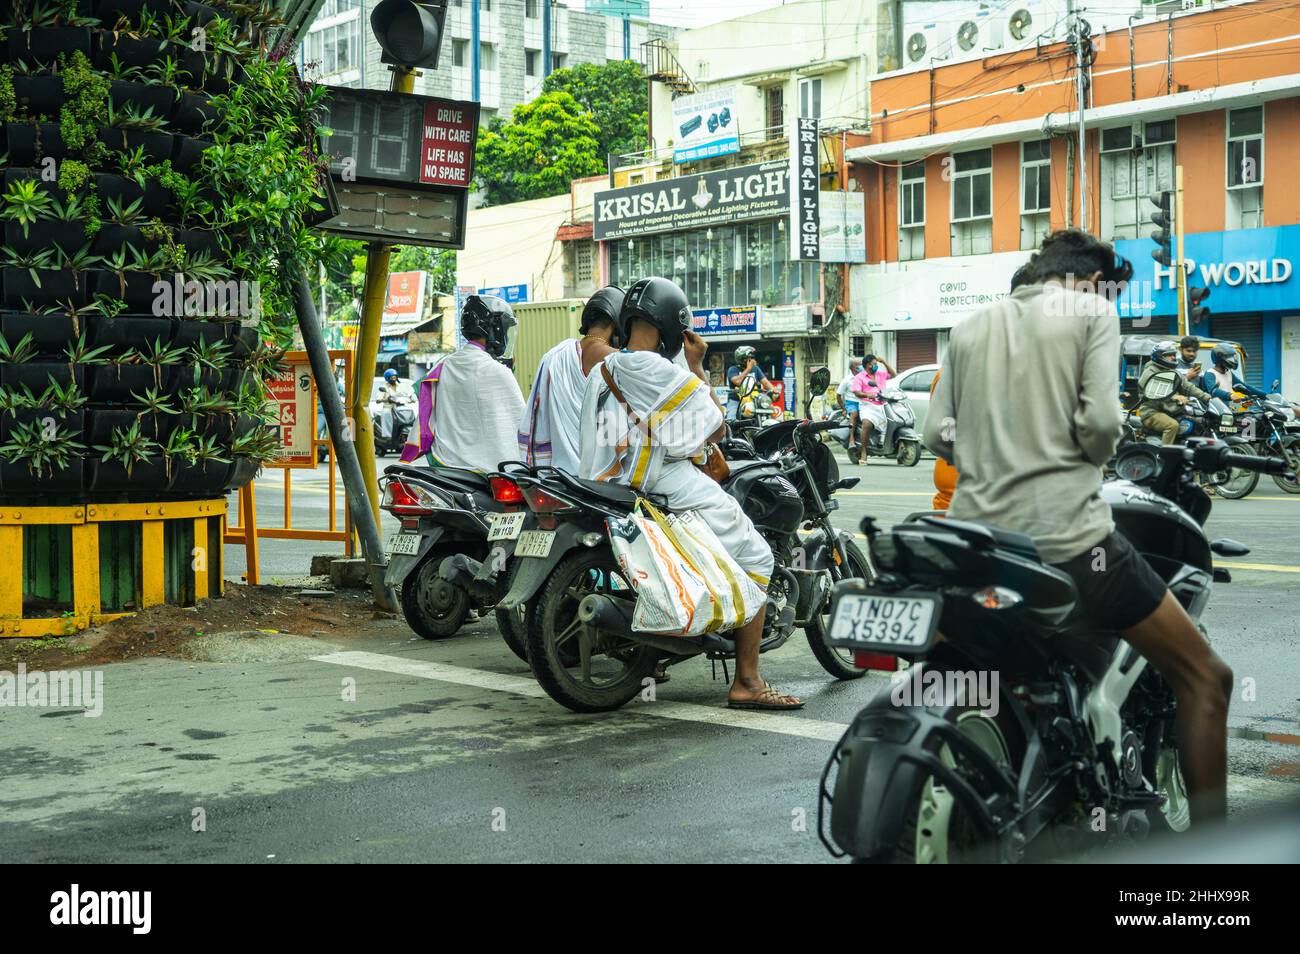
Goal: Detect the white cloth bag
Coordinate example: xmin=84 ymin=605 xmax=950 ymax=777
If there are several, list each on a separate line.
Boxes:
xmin=606 ymin=499 xmax=764 ymax=637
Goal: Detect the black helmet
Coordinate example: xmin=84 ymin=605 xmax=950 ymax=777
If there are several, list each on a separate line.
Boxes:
xmin=580 ymin=285 xmax=626 ymax=344
xmin=620 ymin=277 xmax=691 ymax=359
xmin=461 ymin=295 xmax=517 ymax=359
xmin=1150 ymin=341 xmax=1178 ymax=369
xmin=1211 ymin=342 xmax=1238 ymax=370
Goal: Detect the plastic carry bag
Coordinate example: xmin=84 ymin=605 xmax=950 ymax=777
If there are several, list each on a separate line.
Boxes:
xmin=606 ymin=498 xmax=764 ymax=637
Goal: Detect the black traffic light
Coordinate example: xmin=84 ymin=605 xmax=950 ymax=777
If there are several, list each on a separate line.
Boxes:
xmin=1148 ymin=190 xmax=1173 ymax=266
xmin=1187 ymin=284 xmax=1211 ymax=325
xmin=371 ymin=0 xmax=448 ymax=70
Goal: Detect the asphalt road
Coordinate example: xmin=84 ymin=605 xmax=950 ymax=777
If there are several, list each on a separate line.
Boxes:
xmin=3 ymin=448 xmax=1298 ymax=863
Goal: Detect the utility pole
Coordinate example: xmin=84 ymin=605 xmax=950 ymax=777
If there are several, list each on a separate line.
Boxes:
xmin=1174 ymin=164 xmax=1187 ymax=337
xmin=1071 ymin=1 xmax=1091 ymax=232
xmin=542 ymin=0 xmax=552 ymax=77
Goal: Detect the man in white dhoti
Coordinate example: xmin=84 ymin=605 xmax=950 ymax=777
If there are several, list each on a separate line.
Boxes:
xmin=518 ymin=286 xmax=624 ymax=474
xmin=578 ymin=277 xmax=801 ymax=711
xmin=401 ymin=295 xmax=523 ymax=472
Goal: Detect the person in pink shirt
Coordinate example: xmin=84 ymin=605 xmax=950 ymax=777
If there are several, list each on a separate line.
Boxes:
xmin=850 ymin=354 xmax=895 ymax=464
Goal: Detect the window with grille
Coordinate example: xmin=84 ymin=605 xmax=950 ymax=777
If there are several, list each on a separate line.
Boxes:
xmin=950 ymin=149 xmax=991 ymax=222
xmin=1227 ymin=107 xmax=1263 ymax=189
xmin=1100 ymin=122 xmax=1176 ymax=243
xmin=1021 ymin=139 xmax=1050 ymax=250
xmin=576 ymin=243 xmax=594 ymax=285
xmin=765 ymin=86 xmax=785 ymax=134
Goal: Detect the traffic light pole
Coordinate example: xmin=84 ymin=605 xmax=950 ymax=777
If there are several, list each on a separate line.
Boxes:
xmin=1175 ymin=164 xmax=1187 ymax=337
xmin=352 ymin=64 xmax=418 ymax=525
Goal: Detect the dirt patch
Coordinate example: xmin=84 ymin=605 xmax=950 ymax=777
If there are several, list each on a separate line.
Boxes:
xmin=0 ymin=581 xmax=389 ymax=671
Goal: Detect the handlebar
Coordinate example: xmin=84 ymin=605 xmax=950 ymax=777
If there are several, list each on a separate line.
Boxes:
xmin=1177 ymin=438 xmax=1290 ymax=475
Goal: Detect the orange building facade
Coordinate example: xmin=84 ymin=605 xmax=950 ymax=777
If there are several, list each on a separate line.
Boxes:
xmin=845 ymin=0 xmax=1300 ymax=395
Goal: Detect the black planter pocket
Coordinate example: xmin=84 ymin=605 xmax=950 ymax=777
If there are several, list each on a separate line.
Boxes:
xmin=91 ymin=223 xmax=147 ymax=258
xmin=85 ymin=406 xmax=137 ymax=445
xmin=95 ymin=34 xmax=169 ymax=72
xmin=10 ymin=28 xmax=93 ymax=65
xmin=0 ymin=408 xmax=85 ymax=444
xmin=92 ymin=173 xmax=145 ymax=209
xmin=86 ymin=315 xmax=174 ymax=350
xmin=97 ymin=127 xmax=175 ymax=165
xmin=172 ymin=318 xmax=228 ymax=351
xmin=99 ymin=271 xmax=163 ymax=312
xmin=88 ymin=457 xmax=172 ymax=494
xmin=230 ymin=325 xmax=261 ymax=360
xmin=0 ymin=459 xmax=84 ymax=494
xmin=144 ymin=180 xmax=176 ymax=218
xmin=225 ymin=454 xmax=260 ymax=491
xmin=3 ymin=122 xmax=67 ymax=166
xmin=4 ymin=220 xmax=91 ymax=257
xmin=0 ymin=361 xmax=84 ymax=394
xmin=88 ymin=363 xmax=158 ymax=401
xmin=172 ymin=227 xmax=220 ymax=258
xmin=172 ymin=91 xmax=218 ymax=134
xmin=193 ymin=412 xmax=234 ymax=443
xmin=169 ymin=459 xmax=231 ymax=496
xmin=11 ymin=75 xmax=64 ymax=119
xmin=108 ymin=80 xmax=177 ymax=121
xmin=1 ymin=269 xmax=95 ymax=309
xmin=0 ymin=312 xmax=79 ymax=355
xmin=171 ymin=136 xmax=214 ymax=174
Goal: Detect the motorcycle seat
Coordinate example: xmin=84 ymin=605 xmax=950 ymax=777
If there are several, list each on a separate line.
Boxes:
xmin=549 ymin=471 xmax=669 ymax=510
xmin=917 ymin=515 xmax=1040 ymax=562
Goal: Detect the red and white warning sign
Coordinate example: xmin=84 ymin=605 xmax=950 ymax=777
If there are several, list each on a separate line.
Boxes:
xmin=266 ymin=354 xmax=317 ymax=468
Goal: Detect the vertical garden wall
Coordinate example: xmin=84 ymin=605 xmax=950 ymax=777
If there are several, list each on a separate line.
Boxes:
xmin=0 ymin=0 xmax=332 ymax=501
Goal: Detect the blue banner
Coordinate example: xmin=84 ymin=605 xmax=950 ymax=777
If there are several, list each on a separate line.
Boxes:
xmin=1115 ymin=225 xmax=1300 ymax=319
xmin=478 ymin=283 xmax=529 ymax=304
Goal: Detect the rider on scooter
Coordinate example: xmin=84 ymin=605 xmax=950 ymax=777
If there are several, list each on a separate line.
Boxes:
xmin=401 ymin=295 xmax=523 ymax=471
xmin=578 ymin=277 xmax=801 ymax=712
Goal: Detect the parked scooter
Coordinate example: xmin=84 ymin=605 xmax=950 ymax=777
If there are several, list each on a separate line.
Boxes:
xmin=379 ymin=463 xmax=528 ymax=658
xmin=836 ymin=388 xmax=922 ymax=466
xmin=497 ymin=418 xmax=871 ymax=713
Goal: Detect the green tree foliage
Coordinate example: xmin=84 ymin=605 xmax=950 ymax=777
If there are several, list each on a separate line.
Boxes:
xmin=541 ymin=59 xmax=649 ymax=161
xmin=320 ymin=239 xmax=456 ymax=324
xmin=473 ymin=91 xmax=604 ymax=206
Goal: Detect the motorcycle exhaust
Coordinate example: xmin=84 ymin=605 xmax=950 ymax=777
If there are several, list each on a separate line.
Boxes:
xmin=577 ymin=593 xmax=636 ymax=636
xmin=437 ymin=555 xmax=498 ymax=605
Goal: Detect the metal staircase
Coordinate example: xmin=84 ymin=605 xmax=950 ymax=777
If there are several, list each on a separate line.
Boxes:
xmin=641 ymin=38 xmax=696 ymax=96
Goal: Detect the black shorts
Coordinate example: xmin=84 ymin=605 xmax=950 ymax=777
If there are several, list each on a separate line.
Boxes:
xmin=1051 ymin=531 xmax=1167 ymax=631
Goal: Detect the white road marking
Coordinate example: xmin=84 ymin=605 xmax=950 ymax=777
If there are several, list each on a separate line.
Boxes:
xmin=311 ymin=650 xmax=849 ymax=741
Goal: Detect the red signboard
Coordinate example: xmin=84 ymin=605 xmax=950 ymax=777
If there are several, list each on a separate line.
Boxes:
xmin=385 ymin=270 xmax=426 ymax=318
xmin=419 ymin=101 xmax=476 ymax=187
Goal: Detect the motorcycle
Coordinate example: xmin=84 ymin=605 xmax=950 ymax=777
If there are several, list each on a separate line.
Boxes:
xmin=379 ymin=462 xmax=530 ymax=659
xmin=372 ymin=396 xmax=416 ymax=456
xmin=832 ymin=388 xmax=922 ymax=466
xmin=495 ymin=418 xmax=872 ymax=712
xmin=1232 ymin=385 xmax=1300 ymax=494
xmin=816 ymin=436 xmax=1290 ymax=863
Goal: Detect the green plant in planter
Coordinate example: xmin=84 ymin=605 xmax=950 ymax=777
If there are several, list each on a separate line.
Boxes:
xmin=39 ymin=376 xmax=87 ymax=413
xmin=92 ymin=294 xmax=128 ymax=318
xmin=94 ymin=420 xmax=159 ymax=478
xmin=184 ymin=249 xmax=233 ymax=284
xmin=0 ymin=65 xmax=17 ymax=125
xmin=57 ymin=159 xmax=93 ymax=196
xmin=114 ymin=145 xmax=150 ymax=181
xmin=0 ymin=419 xmax=86 ymax=479
xmin=231 ymin=426 xmax=278 ymax=463
xmin=144 ymin=57 xmax=192 ymax=98
xmin=25 ymin=0 xmax=101 ymax=29
xmin=105 ymin=194 xmax=146 ymax=227
xmin=59 ymin=51 xmax=111 ymax=157
xmin=106 ymin=101 xmax=168 ymax=133
xmin=0 ymin=384 xmax=40 ymax=415
xmin=162 ymin=426 xmax=198 ymax=477
xmin=63 ymin=331 xmax=112 ymax=371
xmin=191 ymin=338 xmax=231 ymax=373
xmin=131 ymin=385 xmax=179 ymax=418
xmin=181 ymin=386 xmax=236 ymax=416
xmin=0 ymin=332 xmax=39 ymax=365
xmin=1 ymin=179 xmax=54 ymax=238
xmin=48 ymin=193 xmax=90 ymax=223
xmin=104 ymin=54 xmax=145 ymax=83
xmin=192 ymin=434 xmax=231 ymax=467
xmin=139 ymin=337 xmax=186 ymax=388
xmin=235 ymin=377 xmax=275 ymax=423
xmin=169 ymin=175 xmax=215 ymax=227
xmin=162 ymin=14 xmax=195 ymax=48
xmin=1 ymin=246 xmax=56 ymax=287
xmin=56 ymin=243 xmax=104 ymax=284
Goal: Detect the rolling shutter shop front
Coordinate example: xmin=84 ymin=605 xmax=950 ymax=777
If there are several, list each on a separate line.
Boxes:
xmin=1210 ymin=315 xmax=1265 ymax=388
xmin=895 ymin=330 xmax=938 ymax=371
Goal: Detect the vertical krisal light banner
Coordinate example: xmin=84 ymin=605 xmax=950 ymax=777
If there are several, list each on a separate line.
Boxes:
xmin=789 ymin=117 xmax=821 ymax=262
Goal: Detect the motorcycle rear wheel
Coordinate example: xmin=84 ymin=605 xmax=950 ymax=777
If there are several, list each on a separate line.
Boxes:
xmin=896 ymin=441 xmax=921 ymax=467
xmin=868 ymin=707 xmax=1014 ymax=864
xmin=527 ymin=549 xmax=658 ymax=713
xmin=400 ymin=553 xmax=470 ymax=640
xmin=1212 ymin=443 xmax=1259 ymax=499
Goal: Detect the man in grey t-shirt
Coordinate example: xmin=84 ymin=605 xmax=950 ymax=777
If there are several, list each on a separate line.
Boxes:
xmin=924 ymin=229 xmax=1234 ymax=825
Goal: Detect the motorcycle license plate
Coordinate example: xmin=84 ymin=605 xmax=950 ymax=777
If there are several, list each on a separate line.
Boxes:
xmin=488 ymin=512 xmax=525 ymax=541
xmin=516 ymin=530 xmax=555 ymax=559
xmin=1219 ymin=422 xmax=1236 ymax=433
xmin=827 ymin=590 xmax=940 ymax=653
xmin=387 ymin=532 xmax=422 ymax=557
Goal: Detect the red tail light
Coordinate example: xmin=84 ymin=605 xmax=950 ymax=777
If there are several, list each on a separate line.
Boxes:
xmin=522 ymin=486 xmax=573 ymax=514
xmin=490 ymin=476 xmax=524 ymax=503
xmin=854 ymin=652 xmax=899 ymax=672
xmin=380 ymin=479 xmax=449 ymax=517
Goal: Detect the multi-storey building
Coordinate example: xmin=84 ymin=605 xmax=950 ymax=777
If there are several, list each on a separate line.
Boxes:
xmin=846 ymin=0 xmax=1300 ymax=394
xmin=299 ymin=0 xmax=676 ymax=124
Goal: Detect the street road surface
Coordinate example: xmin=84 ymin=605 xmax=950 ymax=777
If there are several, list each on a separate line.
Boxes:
xmin=4 ymin=448 xmax=1297 ymax=862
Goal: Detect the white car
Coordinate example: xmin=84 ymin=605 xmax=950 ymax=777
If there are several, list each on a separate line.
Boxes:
xmin=891 ymin=363 xmax=940 ymax=437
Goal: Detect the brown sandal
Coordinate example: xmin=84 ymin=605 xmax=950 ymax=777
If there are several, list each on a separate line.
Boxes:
xmin=727 ymin=682 xmax=804 ymax=711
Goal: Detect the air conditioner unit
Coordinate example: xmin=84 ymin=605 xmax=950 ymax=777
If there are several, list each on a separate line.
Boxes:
xmin=955 ymin=10 xmax=1002 ymax=55
xmin=1002 ymin=0 xmax=1070 ymax=50
xmin=904 ymin=21 xmax=951 ymax=65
